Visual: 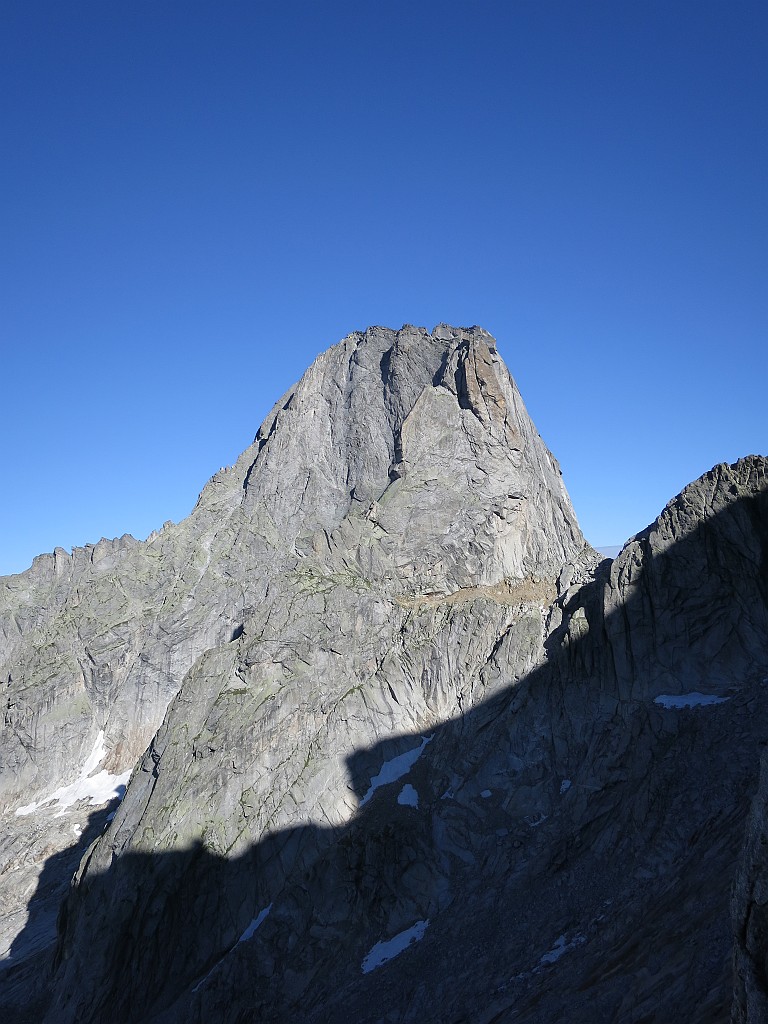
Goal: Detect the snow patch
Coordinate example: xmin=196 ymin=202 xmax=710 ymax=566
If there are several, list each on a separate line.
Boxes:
xmin=480 ymin=789 xmax=492 ymax=799
xmin=238 ymin=904 xmax=272 ymax=943
xmin=192 ymin=905 xmax=273 ymax=993
xmin=654 ymin=692 xmax=729 ymax=709
xmin=397 ymin=784 xmax=419 ymax=808
xmin=538 ymin=933 xmax=585 ymax=965
xmin=360 ymin=735 xmax=432 ymax=807
xmin=81 ymin=730 xmax=107 ymax=776
xmin=560 ymin=779 xmax=572 ymax=794
xmin=15 ymin=731 xmax=130 ymax=817
xmin=361 ymin=920 xmax=429 ymax=974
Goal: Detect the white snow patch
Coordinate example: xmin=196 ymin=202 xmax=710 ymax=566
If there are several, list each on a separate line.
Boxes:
xmin=538 ymin=933 xmax=585 ymax=965
xmin=361 ymin=919 xmax=429 ymax=974
xmin=81 ymin=730 xmax=107 ymax=776
xmin=397 ymin=784 xmax=419 ymax=808
xmin=360 ymin=735 xmax=432 ymax=807
xmin=560 ymin=779 xmax=572 ymax=794
xmin=480 ymin=789 xmax=492 ymax=799
xmin=654 ymin=692 xmax=729 ymax=709
xmin=238 ymin=904 xmax=272 ymax=943
xmin=15 ymin=731 xmax=131 ymax=817
xmin=193 ymin=904 xmax=273 ymax=993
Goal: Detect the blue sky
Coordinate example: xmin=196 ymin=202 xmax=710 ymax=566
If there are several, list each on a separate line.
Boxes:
xmin=2 ymin=1 xmax=766 ymax=575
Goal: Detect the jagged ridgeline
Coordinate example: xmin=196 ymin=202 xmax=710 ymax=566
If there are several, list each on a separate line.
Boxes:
xmin=1 ymin=325 xmax=767 ymax=1024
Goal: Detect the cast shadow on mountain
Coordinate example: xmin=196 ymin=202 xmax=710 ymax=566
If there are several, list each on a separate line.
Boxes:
xmin=12 ymin=482 xmax=768 ymax=1023
xmin=1 ymin=799 xmax=124 ymax=1024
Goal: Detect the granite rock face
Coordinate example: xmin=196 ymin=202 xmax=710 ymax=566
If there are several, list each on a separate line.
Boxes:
xmin=1 ymin=325 xmax=767 ymax=1024
xmin=0 ymin=325 xmax=585 ymax=1011
xmin=733 ymin=749 xmax=768 ymax=1024
xmin=0 ymin=325 xmax=580 ymax=810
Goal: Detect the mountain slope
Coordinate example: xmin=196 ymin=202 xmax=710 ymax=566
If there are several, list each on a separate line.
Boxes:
xmin=44 ymin=453 xmax=768 ymax=1024
xmin=0 ymin=325 xmax=582 ymax=813
xmin=1 ymin=324 xmax=587 ymax=1016
xmin=1 ymin=326 xmax=766 ymax=1023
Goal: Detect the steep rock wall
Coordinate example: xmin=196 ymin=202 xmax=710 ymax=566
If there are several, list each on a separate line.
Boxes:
xmin=0 ymin=324 xmax=588 ymax=1011
xmin=44 ymin=444 xmax=768 ymax=1024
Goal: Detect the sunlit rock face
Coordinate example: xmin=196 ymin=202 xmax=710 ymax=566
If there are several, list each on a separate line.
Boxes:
xmin=1 ymin=326 xmax=767 ymax=1024
xmin=0 ymin=325 xmax=582 ymax=814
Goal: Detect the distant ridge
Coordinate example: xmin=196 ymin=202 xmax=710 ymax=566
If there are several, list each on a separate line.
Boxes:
xmin=596 ymin=544 xmax=622 ymax=558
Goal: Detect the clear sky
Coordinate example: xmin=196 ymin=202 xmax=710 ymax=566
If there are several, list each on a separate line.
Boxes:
xmin=2 ymin=1 xmax=766 ymax=576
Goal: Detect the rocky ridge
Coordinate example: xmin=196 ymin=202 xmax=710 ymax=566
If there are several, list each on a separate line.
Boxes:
xmin=0 ymin=325 xmax=766 ymax=1023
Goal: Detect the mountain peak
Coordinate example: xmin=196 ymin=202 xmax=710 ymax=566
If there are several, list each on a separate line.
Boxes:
xmin=4 ymin=326 xmax=764 ymax=1024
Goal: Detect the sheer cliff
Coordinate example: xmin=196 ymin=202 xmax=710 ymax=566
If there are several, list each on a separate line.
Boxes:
xmin=1 ymin=325 xmax=766 ymax=1024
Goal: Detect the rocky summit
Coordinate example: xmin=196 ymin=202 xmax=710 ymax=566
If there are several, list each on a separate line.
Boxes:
xmin=1 ymin=324 xmax=767 ymax=1024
